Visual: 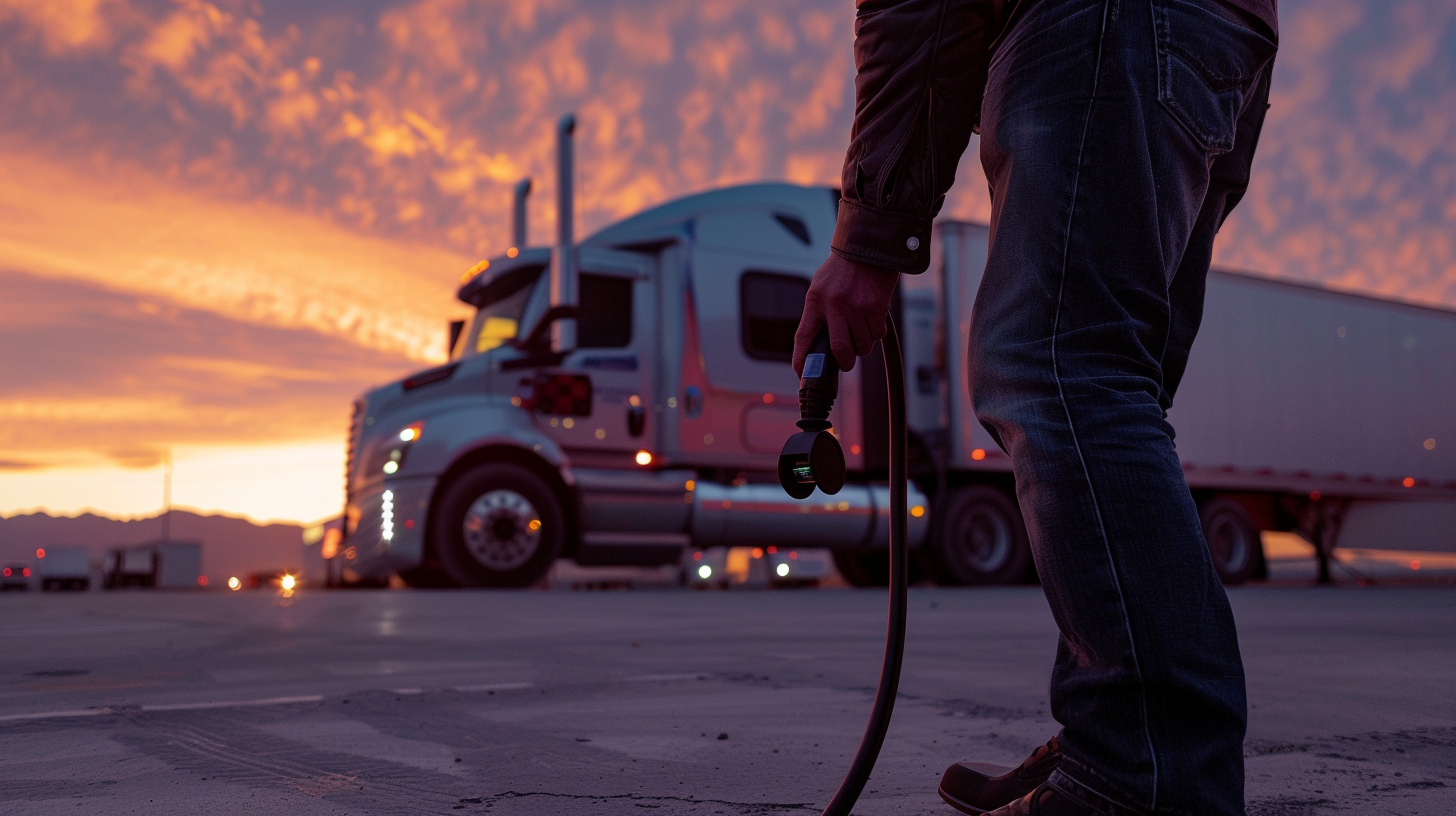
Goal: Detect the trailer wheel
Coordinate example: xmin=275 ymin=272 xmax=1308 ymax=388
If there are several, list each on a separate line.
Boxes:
xmin=1200 ymin=497 xmax=1261 ymax=585
xmin=432 ymin=463 xmax=563 ymax=588
xmin=929 ymin=485 xmax=1031 ymax=585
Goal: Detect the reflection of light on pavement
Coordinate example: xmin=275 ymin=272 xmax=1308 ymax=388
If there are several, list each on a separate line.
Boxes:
xmin=1263 ymin=532 xmax=1456 ymax=581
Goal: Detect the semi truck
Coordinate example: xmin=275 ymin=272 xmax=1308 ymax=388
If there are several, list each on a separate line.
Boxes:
xmin=334 ymin=123 xmax=1456 ymax=589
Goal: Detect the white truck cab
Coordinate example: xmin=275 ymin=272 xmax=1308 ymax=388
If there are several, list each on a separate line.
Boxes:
xmin=336 ymin=183 xmax=932 ymax=588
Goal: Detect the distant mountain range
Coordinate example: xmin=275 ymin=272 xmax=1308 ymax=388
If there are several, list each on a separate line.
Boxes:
xmin=0 ymin=510 xmax=306 ymax=583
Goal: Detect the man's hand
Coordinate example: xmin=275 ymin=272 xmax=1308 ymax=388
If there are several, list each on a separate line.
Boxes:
xmin=792 ymin=253 xmax=900 ymax=376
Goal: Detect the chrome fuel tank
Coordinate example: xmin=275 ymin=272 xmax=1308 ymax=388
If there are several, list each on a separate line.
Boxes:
xmin=690 ymin=480 xmax=929 ymax=550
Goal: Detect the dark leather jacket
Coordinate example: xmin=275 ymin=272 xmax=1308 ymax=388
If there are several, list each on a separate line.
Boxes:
xmin=830 ymin=0 xmax=1277 ymax=275
xmin=831 ymin=0 xmax=1011 ymax=275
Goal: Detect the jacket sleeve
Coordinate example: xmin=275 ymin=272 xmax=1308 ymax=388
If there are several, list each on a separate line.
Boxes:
xmin=832 ymin=0 xmax=1008 ymax=274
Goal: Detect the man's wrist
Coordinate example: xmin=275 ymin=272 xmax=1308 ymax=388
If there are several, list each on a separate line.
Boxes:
xmin=830 ymin=198 xmax=933 ymax=275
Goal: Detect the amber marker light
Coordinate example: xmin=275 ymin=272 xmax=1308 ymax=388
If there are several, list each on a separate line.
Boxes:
xmin=971 ymin=448 xmax=987 ymax=461
xmin=506 ymin=247 xmax=519 ymax=258
xmin=228 ymin=576 xmax=241 ymax=591
xmin=461 ymin=259 xmax=490 ymax=284
xmin=911 ymin=505 xmax=926 ymax=518
xmin=635 ymin=450 xmax=653 ymax=466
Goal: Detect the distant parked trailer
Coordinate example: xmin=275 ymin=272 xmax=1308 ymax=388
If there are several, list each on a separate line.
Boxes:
xmin=38 ymin=547 xmax=90 ymax=591
xmin=104 ymin=542 xmax=202 ymax=589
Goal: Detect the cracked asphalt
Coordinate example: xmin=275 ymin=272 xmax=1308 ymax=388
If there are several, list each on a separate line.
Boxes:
xmin=1 ymin=586 xmax=1453 ymax=815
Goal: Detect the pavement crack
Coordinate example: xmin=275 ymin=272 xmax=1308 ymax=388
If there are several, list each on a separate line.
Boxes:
xmin=475 ymin=790 xmax=816 ymax=812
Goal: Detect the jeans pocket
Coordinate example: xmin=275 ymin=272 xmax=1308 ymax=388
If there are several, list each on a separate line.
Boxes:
xmin=1152 ymin=0 xmax=1276 ymax=153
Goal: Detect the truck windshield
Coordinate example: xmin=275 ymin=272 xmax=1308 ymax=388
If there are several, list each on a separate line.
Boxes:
xmin=460 ymin=268 xmax=541 ymax=357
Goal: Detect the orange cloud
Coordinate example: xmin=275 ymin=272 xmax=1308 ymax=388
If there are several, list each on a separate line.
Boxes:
xmin=0 ymin=0 xmax=123 ymax=54
xmin=2 ymin=0 xmax=1454 ymax=524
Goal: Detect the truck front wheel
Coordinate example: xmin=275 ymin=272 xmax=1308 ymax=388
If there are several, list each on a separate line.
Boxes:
xmin=1200 ymin=496 xmax=1262 ymax=586
xmin=432 ymin=464 xmax=564 ymax=588
xmin=929 ymin=485 xmax=1031 ymax=585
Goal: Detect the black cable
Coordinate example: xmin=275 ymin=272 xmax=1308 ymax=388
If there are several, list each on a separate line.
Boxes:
xmin=820 ymin=316 xmax=908 ymax=816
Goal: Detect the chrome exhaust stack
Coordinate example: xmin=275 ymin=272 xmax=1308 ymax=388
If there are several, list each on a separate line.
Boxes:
xmin=511 ymin=177 xmax=531 ymax=249
xmin=550 ymin=112 xmax=577 ymax=353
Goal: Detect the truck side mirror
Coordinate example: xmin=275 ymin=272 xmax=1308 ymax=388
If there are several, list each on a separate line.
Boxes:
xmin=501 ymin=305 xmax=578 ymax=371
xmin=448 ymin=319 xmax=466 ymax=357
xmin=514 ymin=305 xmax=579 ymax=355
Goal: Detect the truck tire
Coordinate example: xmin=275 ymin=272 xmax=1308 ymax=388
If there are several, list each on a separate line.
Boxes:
xmin=1200 ymin=496 xmax=1261 ymax=586
xmin=929 ymin=485 xmax=1031 ymax=585
xmin=432 ymin=463 xmax=564 ymax=588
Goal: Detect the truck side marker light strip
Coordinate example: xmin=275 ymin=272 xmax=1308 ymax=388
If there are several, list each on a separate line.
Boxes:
xmin=382 ymin=490 xmax=395 ymax=541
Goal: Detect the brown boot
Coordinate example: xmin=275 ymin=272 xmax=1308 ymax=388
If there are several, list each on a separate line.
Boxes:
xmin=938 ymin=736 xmax=1063 ymax=814
xmin=983 ymin=783 xmax=1105 ymax=816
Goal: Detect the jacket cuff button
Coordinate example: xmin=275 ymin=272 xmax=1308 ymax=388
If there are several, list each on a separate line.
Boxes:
xmin=906 ymin=237 xmax=920 ymax=251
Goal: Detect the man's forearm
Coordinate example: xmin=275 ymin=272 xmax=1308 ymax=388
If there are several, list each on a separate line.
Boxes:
xmin=832 ymin=0 xmax=1009 ymax=274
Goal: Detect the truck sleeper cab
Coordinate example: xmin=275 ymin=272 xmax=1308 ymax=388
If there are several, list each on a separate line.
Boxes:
xmin=335 ymin=183 xmax=1456 ymax=589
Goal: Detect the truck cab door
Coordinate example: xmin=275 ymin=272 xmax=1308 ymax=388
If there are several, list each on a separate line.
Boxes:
xmin=533 ymin=247 xmax=657 ymax=461
xmin=679 ymin=206 xmax=832 ymax=469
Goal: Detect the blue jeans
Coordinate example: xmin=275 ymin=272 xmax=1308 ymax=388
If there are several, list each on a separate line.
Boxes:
xmin=970 ymin=1 xmax=1276 ymax=813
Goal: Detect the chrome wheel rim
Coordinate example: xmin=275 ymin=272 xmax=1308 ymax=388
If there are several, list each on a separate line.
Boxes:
xmin=959 ymin=506 xmax=1011 ymax=572
xmin=462 ymin=489 xmax=542 ymax=571
xmin=1207 ymin=511 xmax=1251 ymax=576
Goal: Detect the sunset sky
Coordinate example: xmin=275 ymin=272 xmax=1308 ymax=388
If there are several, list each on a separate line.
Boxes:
xmin=2 ymin=0 xmax=1454 ymax=524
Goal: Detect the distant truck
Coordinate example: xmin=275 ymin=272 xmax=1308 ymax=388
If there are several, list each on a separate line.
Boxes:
xmin=332 ymin=131 xmax=1456 ymax=589
xmin=1 ymin=563 xmax=31 ymax=591
xmin=37 ymin=547 xmax=90 ymax=591
xmin=104 ymin=542 xmax=202 ymax=589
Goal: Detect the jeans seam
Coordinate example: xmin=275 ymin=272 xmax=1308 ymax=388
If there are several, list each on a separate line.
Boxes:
xmin=1048 ymin=0 xmax=1160 ymax=810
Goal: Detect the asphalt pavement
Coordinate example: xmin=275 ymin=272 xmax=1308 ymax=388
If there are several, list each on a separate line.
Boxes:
xmin=2 ymin=585 xmax=1453 ymax=815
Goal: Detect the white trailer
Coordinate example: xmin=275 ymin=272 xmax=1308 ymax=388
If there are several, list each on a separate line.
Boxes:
xmin=104 ymin=541 xmax=202 ymax=589
xmin=929 ymin=222 xmax=1456 ymax=583
xmin=335 ymin=173 xmax=1456 ymax=588
xmin=37 ymin=546 xmax=90 ymax=591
